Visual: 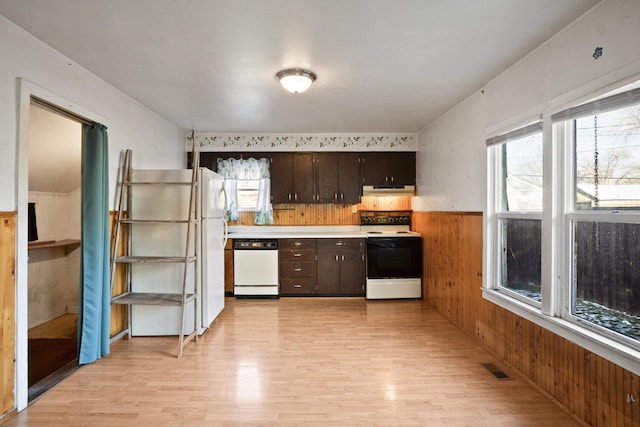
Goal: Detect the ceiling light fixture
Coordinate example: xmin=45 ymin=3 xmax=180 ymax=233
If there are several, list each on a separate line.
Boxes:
xmin=275 ymin=68 xmax=316 ymax=94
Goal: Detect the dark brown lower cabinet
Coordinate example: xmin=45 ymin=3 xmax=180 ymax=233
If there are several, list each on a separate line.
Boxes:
xmin=279 ymin=238 xmax=317 ymax=295
xmin=224 ymin=239 xmax=234 ymax=295
xmin=278 ymin=238 xmax=365 ymax=296
xmin=316 ymin=239 xmax=365 ymax=296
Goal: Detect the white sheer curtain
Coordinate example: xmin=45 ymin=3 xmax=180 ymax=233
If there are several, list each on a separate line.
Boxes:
xmin=216 ymin=157 xmax=273 ymax=224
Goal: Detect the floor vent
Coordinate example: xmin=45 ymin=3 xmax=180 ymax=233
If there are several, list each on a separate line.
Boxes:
xmin=481 ymin=363 xmax=511 ymax=380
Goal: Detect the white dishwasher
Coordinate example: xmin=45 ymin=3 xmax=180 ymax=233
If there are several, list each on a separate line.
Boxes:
xmin=233 ymin=239 xmax=279 ymax=297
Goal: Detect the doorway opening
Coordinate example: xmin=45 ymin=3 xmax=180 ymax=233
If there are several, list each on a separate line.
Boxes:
xmin=26 ymin=101 xmax=82 ymax=401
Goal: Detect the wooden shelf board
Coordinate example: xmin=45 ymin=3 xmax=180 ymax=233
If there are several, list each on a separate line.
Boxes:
xmin=28 ymin=239 xmax=81 ymax=250
xmin=115 ymin=255 xmax=196 ymax=263
xmin=111 ymin=292 xmax=195 ymax=306
xmin=124 ymin=181 xmax=195 ymax=186
xmin=120 ymin=219 xmax=195 ymax=224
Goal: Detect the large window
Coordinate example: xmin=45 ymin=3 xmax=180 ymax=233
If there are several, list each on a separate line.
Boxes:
xmin=487 ymin=123 xmax=543 ymax=304
xmin=564 ymin=97 xmax=640 ymax=345
xmin=485 ymin=81 xmax=640 ymax=373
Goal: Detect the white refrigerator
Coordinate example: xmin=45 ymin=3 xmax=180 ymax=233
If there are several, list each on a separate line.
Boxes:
xmin=129 ymin=168 xmax=227 ymax=336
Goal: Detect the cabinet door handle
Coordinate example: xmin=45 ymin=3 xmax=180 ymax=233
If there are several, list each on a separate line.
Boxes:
xmin=335 ymin=255 xmax=339 ymax=261
xmin=341 ymin=255 xmax=345 ymax=261
xmin=294 ymin=242 xmax=302 ymax=246
xmin=294 ymin=193 xmax=298 ymax=201
xmin=294 ymin=268 xmax=302 ymax=272
xmin=293 ymin=253 xmax=302 ymax=257
xmin=288 ymin=193 xmax=292 ymax=201
xmin=335 ymin=241 xmax=344 ymax=246
xmin=294 ymin=284 xmax=302 ymax=288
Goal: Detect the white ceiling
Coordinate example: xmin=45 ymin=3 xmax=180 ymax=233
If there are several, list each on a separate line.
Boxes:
xmin=0 ymin=0 xmax=600 ymax=134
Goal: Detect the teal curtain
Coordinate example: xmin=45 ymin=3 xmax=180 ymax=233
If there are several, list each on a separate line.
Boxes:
xmin=78 ymin=123 xmax=110 ymax=364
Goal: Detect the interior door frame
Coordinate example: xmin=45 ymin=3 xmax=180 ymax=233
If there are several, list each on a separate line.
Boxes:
xmin=15 ymin=79 xmax=106 ymax=411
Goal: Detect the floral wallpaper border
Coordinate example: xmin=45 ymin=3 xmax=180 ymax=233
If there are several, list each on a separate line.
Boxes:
xmin=186 ymin=133 xmax=416 ymax=152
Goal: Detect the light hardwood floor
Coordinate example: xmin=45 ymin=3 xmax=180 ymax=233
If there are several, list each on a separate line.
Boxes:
xmin=3 ymin=298 xmax=583 ymax=426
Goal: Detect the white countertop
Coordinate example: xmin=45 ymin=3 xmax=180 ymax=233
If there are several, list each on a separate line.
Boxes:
xmin=227 ymin=225 xmax=420 ymax=239
xmin=228 ymin=225 xmax=366 ymax=239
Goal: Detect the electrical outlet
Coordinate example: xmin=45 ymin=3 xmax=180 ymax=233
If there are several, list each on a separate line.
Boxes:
xmin=352 ymin=205 xmax=357 ymax=213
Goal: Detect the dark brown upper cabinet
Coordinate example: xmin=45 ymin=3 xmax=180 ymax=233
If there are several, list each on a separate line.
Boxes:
xmin=270 ymin=152 xmax=315 ymax=203
xmin=316 ymin=152 xmax=361 ymax=204
xmin=362 ymin=152 xmax=416 ymax=186
xmin=196 ymin=150 xmax=415 ymax=205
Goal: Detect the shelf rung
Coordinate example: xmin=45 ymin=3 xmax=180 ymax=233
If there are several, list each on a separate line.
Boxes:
xmin=119 ymin=219 xmax=195 ymax=224
xmin=115 ymin=255 xmax=197 ymax=263
xmin=124 ymin=181 xmax=197 ymax=186
xmin=111 ymin=292 xmax=195 ymax=306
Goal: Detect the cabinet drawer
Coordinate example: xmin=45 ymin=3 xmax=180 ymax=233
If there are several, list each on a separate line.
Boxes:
xmin=280 ymin=261 xmax=316 ymax=278
xmin=280 ymin=278 xmax=316 ymax=295
xmin=317 ymin=238 xmax=364 ymax=251
xmin=279 ymin=238 xmax=317 ymax=250
xmin=279 ymin=249 xmax=316 ymax=262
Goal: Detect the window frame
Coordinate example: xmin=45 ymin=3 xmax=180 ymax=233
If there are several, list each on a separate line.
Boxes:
xmin=564 ymin=213 xmax=640 ymax=351
xmin=486 ymin=121 xmax=544 ymax=308
xmin=484 ymin=79 xmax=640 ymax=377
xmin=561 ymin=110 xmax=640 ymax=351
xmin=495 ymin=202 xmax=543 ymax=308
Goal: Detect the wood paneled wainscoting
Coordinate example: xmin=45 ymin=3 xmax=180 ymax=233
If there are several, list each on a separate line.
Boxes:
xmin=0 ymin=213 xmax=16 ymax=418
xmin=413 ymin=211 xmax=640 ymax=427
xmin=0 ymin=212 xmax=127 ymax=420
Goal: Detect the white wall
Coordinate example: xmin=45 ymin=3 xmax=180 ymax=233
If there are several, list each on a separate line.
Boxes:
xmin=0 ymin=15 xmax=186 ymax=411
xmin=0 ymin=15 xmax=186 ymax=212
xmin=27 ymin=190 xmax=81 ymax=327
xmin=28 ymin=191 xmax=77 ymax=241
xmin=414 ymin=0 xmax=640 ymax=212
xmin=27 ymin=247 xmax=71 ymax=327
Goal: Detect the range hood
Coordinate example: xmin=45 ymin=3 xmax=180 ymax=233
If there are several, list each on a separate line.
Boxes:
xmin=362 ymin=185 xmax=415 ymax=196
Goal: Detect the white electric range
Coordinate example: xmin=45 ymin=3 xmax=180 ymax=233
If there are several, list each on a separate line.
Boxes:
xmin=360 ymin=211 xmax=422 ymax=299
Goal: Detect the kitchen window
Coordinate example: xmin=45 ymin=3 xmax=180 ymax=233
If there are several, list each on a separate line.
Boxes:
xmin=236 ymin=179 xmax=260 ymax=211
xmin=217 ymin=157 xmax=273 ymax=224
xmin=485 ymin=79 xmax=640 ymax=375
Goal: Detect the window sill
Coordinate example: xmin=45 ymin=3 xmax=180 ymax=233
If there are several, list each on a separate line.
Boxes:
xmin=482 ymin=287 xmax=640 ymax=376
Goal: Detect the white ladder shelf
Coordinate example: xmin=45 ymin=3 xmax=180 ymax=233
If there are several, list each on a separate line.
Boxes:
xmin=109 ymin=149 xmax=200 ymax=358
